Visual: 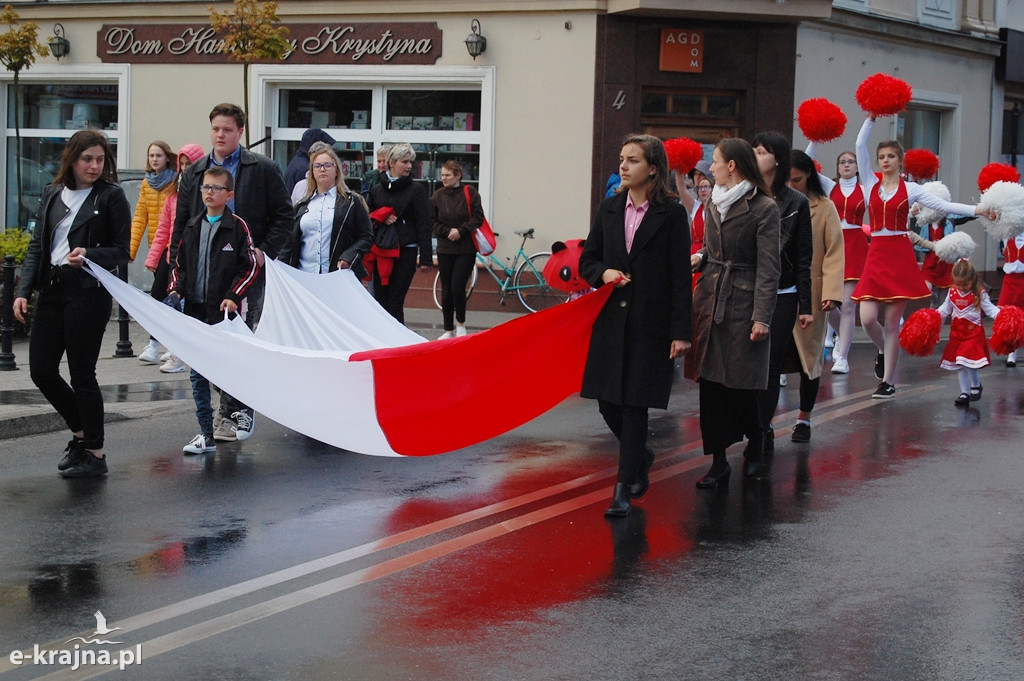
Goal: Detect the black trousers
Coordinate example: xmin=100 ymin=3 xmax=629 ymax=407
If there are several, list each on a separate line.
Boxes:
xmin=756 ymin=292 xmax=799 ymax=433
xmin=798 ymin=371 xmax=820 ymax=413
xmin=598 ymin=400 xmax=649 ymax=485
xmin=437 ymin=252 xmax=475 ymax=330
xmin=373 ymin=247 xmax=419 ymax=324
xmin=29 ymin=274 xmax=112 ymax=451
xmin=699 ymin=378 xmax=760 ymax=455
xmin=147 ymin=252 xmax=171 ymax=343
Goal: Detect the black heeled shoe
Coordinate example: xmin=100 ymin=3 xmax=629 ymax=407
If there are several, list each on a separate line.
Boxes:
xmin=604 ymin=483 xmax=632 ymax=517
xmin=696 ymin=463 xmax=731 ymax=489
xmin=743 ymin=458 xmax=764 ymax=478
xmin=628 ymin=447 xmax=655 ymax=499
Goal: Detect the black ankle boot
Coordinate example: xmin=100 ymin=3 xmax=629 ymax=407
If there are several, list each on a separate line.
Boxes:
xmin=605 ymin=483 xmax=632 ymax=517
xmin=628 ymin=447 xmax=655 ymax=499
xmin=696 ymin=462 xmax=731 ymax=489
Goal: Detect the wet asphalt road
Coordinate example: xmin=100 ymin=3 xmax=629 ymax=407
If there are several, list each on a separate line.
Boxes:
xmin=1 ymin=343 xmax=1024 ymax=680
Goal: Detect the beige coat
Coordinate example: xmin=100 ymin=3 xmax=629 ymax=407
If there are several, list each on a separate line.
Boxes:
xmin=789 ymin=194 xmax=845 ymax=379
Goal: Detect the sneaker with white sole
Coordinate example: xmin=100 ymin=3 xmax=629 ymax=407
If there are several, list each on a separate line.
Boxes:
xmin=437 ymin=330 xmax=454 ymax=340
xmin=831 ymin=355 xmax=849 ymax=374
xmin=138 ymin=345 xmax=161 ymax=364
xmin=213 ymin=416 xmax=238 ymax=442
xmin=455 ymin=324 xmax=467 ymax=337
xmin=872 ymin=381 xmax=896 ymax=399
xmin=160 ymin=355 xmax=187 ymax=373
xmin=160 ymin=351 xmax=172 ymax=362
xmin=232 ymin=409 xmax=255 ymax=441
xmin=183 ymin=433 xmax=216 ymax=454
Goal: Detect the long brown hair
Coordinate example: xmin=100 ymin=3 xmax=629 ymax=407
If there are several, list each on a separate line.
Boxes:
xmin=951 ymin=259 xmax=983 ymax=310
xmin=53 ymin=130 xmax=119 ymax=189
xmin=145 ymin=140 xmax=175 ymax=174
xmin=715 ymin=138 xmax=771 ymax=197
xmin=620 ymin=133 xmax=676 ymax=205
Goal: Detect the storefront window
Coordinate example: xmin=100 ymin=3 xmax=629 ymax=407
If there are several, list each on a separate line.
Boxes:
xmin=277 ymin=88 xmax=372 ymax=130
xmin=273 ymin=84 xmax=483 ymax=193
xmin=898 ymin=106 xmax=942 ymax=154
xmin=5 ymin=83 xmax=120 ymax=228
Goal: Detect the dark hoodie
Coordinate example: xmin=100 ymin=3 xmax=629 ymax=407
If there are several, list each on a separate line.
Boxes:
xmin=284 ymin=128 xmax=336 ymax=190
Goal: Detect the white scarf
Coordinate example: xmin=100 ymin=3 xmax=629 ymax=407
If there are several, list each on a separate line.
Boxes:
xmin=711 ymin=180 xmax=752 ymax=220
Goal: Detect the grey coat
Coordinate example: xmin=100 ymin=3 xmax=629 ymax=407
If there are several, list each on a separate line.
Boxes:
xmin=689 ymin=187 xmax=780 ymax=391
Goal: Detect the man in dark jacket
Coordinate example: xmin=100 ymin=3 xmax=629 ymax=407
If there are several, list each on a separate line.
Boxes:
xmin=171 ymin=102 xmax=293 ymax=442
xmin=283 ymin=127 xmax=336 ymax=192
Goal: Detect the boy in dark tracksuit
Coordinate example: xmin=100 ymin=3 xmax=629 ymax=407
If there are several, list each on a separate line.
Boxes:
xmin=167 ymin=166 xmax=259 ymax=454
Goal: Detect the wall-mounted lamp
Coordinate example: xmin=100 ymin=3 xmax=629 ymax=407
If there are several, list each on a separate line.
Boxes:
xmin=48 ymin=23 xmax=70 ymax=61
xmin=464 ymin=19 xmax=486 ymax=60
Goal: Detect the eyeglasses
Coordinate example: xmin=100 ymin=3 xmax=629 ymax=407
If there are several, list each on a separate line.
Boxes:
xmin=838 ymin=159 xmax=857 ymax=165
xmin=697 ymin=184 xmax=713 ymax=191
xmin=200 ymin=184 xmax=228 ymax=194
xmin=313 ymin=162 xmax=335 ymax=171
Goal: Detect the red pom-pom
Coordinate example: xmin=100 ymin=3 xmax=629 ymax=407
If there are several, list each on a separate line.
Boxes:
xmin=856 ymin=73 xmax=913 ymax=117
xmin=797 ymin=98 xmax=848 ymax=143
xmin=903 ymin=149 xmax=939 ymax=180
xmin=899 ymin=308 xmax=942 ymax=356
xmin=991 ymin=305 xmax=1024 ymax=355
xmin=663 ymin=137 xmax=703 ymax=173
xmin=977 ymin=163 xmax=1022 ymax=193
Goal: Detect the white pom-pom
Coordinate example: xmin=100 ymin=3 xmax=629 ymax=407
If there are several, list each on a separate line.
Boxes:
xmin=933 ymin=231 xmax=976 ymax=263
xmin=977 ymin=181 xmax=1024 ymax=242
xmin=913 ymin=181 xmax=951 ymax=227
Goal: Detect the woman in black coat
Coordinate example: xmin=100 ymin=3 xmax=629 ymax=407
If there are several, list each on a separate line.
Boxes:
xmin=750 ymin=131 xmax=813 ymax=458
xmin=578 ymin=133 xmax=693 ymax=518
xmin=282 ymin=146 xmax=373 ymax=278
xmin=366 ymin=143 xmax=432 ymax=323
xmin=13 ymin=130 xmax=131 ymax=478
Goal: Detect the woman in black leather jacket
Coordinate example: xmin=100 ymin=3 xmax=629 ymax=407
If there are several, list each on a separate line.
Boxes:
xmin=282 ymin=146 xmax=372 ymax=279
xmin=13 ymin=130 xmax=131 ymax=478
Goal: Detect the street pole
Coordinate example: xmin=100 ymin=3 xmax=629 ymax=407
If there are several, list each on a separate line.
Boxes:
xmin=114 ymin=263 xmax=134 ymax=358
xmin=0 ymin=254 xmax=18 ymax=371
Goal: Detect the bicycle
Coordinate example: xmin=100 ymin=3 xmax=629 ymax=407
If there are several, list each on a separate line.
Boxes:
xmin=433 ymin=228 xmax=566 ymax=313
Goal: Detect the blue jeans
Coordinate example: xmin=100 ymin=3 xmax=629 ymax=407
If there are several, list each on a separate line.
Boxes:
xmin=190 ymin=368 xmax=213 ymax=435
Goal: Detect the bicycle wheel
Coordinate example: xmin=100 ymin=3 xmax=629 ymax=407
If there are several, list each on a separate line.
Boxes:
xmin=433 ymin=262 xmax=478 ymax=310
xmin=514 ymin=253 xmax=565 ymax=313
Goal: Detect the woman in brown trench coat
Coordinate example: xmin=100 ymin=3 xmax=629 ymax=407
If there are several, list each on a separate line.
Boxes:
xmin=688 ymin=138 xmax=780 ymax=488
xmin=579 ymin=133 xmax=693 ymax=517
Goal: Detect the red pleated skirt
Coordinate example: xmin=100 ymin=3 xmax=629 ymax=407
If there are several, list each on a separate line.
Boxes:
xmin=842 ymin=228 xmax=869 ymax=281
xmin=999 ymin=272 xmax=1024 ymax=308
xmin=852 ymin=234 xmax=930 ymax=302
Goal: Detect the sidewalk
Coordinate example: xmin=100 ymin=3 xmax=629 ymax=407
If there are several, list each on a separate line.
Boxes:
xmin=0 ymin=305 xmax=522 ymax=441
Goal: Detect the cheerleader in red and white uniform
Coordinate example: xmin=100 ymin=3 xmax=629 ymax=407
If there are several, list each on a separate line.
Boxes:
xmin=1000 ymin=233 xmax=1024 ymax=367
xmin=806 ymin=143 xmax=868 ymax=374
xmin=677 ymin=162 xmax=713 ymax=290
xmin=853 ymin=116 xmax=987 ymax=399
xmin=937 ymin=260 xmax=1000 ymax=405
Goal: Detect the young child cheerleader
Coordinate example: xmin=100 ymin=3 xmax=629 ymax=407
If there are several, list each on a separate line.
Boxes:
xmin=936 ymin=260 xmax=1000 ymax=405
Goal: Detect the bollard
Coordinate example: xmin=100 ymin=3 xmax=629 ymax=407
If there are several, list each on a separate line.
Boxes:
xmin=114 ymin=262 xmax=134 ymax=358
xmin=1 ymin=254 xmax=18 ymax=371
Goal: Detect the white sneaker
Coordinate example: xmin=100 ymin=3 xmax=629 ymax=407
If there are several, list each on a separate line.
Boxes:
xmin=832 ymin=355 xmax=850 ymax=374
xmin=779 ymin=374 xmax=788 ymax=387
xmin=455 ymin=324 xmax=467 ymax=337
xmin=232 ymin=410 xmax=256 ymax=441
xmin=160 ymin=355 xmax=187 ymax=373
xmin=438 ymin=330 xmax=454 ymax=340
xmin=183 ymin=433 xmax=216 ymax=454
xmin=138 ymin=345 xmax=161 ymax=364
xmin=825 ymin=332 xmax=836 ymax=349
xmin=160 ymin=351 xmax=172 ymax=362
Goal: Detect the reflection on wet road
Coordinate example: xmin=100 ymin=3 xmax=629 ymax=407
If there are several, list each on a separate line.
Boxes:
xmin=1 ymin=346 xmax=1024 ymax=680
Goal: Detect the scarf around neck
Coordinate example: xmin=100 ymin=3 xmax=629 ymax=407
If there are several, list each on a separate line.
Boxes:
xmin=146 ymin=167 xmax=176 ymax=191
xmin=711 ymin=180 xmax=752 ymax=220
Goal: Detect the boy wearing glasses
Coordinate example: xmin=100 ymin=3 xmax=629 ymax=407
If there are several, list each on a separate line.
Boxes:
xmin=166 ymin=166 xmax=260 ymax=455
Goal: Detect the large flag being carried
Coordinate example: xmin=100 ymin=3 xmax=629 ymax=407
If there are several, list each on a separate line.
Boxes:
xmin=86 ymin=259 xmax=612 ymax=457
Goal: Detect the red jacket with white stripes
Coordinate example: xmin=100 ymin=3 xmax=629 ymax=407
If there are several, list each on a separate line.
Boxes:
xmin=168 ymin=210 xmax=259 ymax=324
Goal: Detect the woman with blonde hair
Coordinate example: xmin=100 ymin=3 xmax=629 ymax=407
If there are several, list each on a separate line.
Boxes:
xmin=281 ymin=144 xmax=373 ymax=277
